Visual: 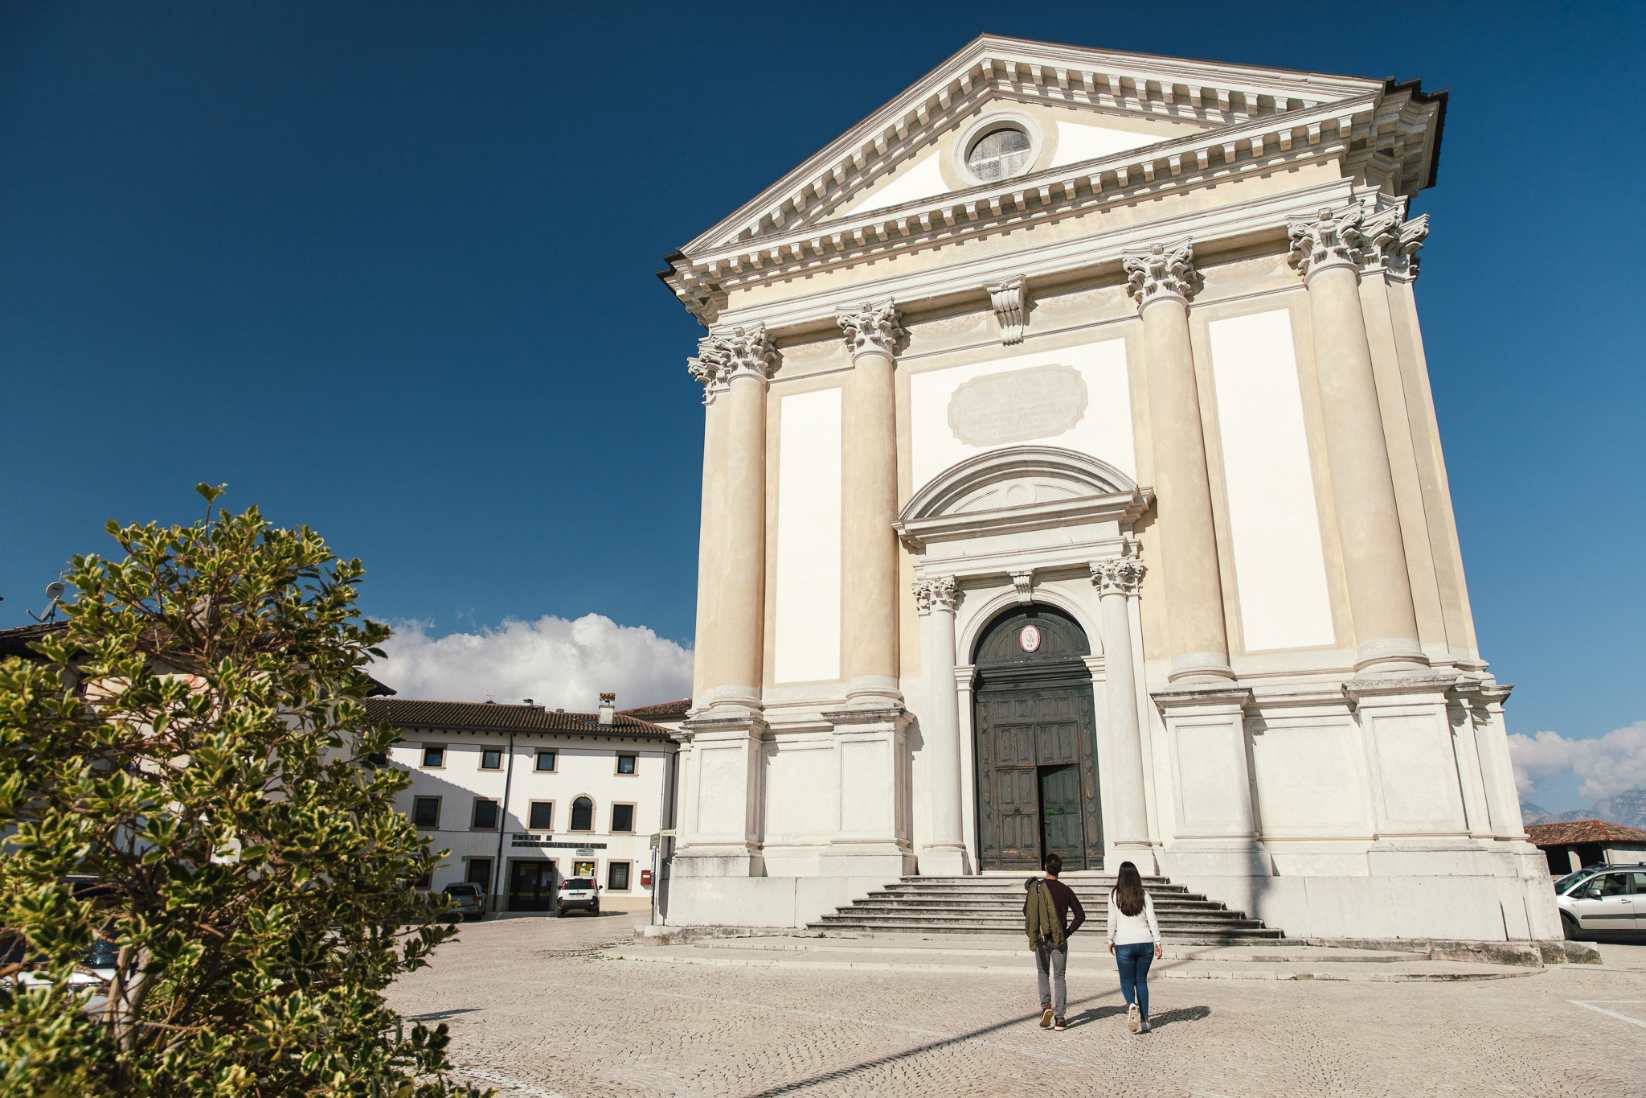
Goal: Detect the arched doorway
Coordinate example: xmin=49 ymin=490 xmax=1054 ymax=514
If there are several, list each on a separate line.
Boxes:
xmin=972 ymin=604 xmax=1102 ymax=871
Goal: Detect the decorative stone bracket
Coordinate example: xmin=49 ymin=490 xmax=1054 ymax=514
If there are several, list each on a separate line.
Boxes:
xmin=986 ymin=276 xmax=1028 ymax=344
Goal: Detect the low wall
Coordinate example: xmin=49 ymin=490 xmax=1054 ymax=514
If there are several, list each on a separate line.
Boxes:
xmin=665 ymin=875 xmax=886 ymax=929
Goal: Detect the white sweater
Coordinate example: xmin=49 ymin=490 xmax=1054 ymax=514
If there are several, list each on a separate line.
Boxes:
xmin=1105 ymin=890 xmax=1161 ymax=946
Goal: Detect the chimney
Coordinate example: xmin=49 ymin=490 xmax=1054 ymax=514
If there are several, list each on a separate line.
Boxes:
xmin=598 ymin=692 xmax=616 ymax=725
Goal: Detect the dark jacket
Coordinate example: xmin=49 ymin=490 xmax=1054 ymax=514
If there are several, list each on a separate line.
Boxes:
xmin=1029 ymin=877 xmax=1085 ymax=943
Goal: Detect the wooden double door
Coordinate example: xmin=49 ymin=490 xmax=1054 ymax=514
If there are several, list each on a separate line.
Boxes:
xmin=972 ymin=607 xmax=1103 ymax=872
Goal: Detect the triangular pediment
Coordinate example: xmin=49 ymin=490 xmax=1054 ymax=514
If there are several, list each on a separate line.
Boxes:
xmin=826 ymin=95 xmax=1211 ymax=221
xmin=663 ymin=35 xmax=1444 ymax=323
xmin=683 ymin=35 xmax=1388 ymax=254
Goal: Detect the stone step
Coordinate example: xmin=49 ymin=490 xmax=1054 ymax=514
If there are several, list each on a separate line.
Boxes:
xmin=815 ymin=913 xmax=1271 ymax=929
xmin=806 ymin=921 xmax=1284 ymax=940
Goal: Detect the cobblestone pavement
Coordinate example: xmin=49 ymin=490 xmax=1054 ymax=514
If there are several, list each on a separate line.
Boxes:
xmin=388 ymin=916 xmax=1646 ymax=1097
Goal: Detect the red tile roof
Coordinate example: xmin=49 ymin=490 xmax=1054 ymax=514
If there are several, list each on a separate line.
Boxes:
xmin=1526 ymin=820 xmax=1646 ymax=846
xmin=365 ymin=697 xmax=676 ymax=741
xmin=618 ymin=697 xmax=691 ymax=721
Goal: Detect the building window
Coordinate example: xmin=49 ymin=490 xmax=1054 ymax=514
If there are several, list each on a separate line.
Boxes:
xmin=573 ymin=859 xmax=596 ymax=879
xmin=465 ymin=858 xmax=493 ymax=890
xmin=528 ymin=801 xmax=554 ymax=831
xmin=411 ymin=796 xmax=441 ymax=829
xmin=421 ymin=744 xmax=446 ymax=768
xmin=615 ymin=753 xmax=638 ymax=776
xmin=611 ymin=803 xmax=635 ymax=834
xmin=570 ymin=796 xmax=594 ymax=832
xmin=471 ymin=798 xmax=500 ymax=831
xmin=480 ymin=748 xmax=503 ymax=770
xmin=964 ymin=125 xmax=1033 ymax=182
xmin=608 ymin=861 xmax=631 ymax=891
xmin=535 ymin=749 xmax=557 ymax=772
xmin=414 ymin=869 xmax=433 ymax=890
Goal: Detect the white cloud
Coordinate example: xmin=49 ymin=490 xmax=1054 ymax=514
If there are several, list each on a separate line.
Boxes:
xmin=1508 ymin=721 xmax=1646 ymax=802
xmin=373 ymin=614 xmax=693 ymax=712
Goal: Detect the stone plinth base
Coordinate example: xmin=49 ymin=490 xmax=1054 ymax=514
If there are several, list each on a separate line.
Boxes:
xmin=663 ymin=875 xmax=887 ymax=929
xmin=1161 ymin=840 xmax=1561 ymax=942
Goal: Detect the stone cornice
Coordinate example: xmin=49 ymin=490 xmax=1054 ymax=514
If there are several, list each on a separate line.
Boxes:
xmin=663 ymin=71 xmax=1442 ymax=322
xmin=836 ymin=299 xmax=903 ymax=357
xmin=679 ymin=36 xmax=1393 ymax=258
xmin=711 ymin=177 xmax=1362 ymax=337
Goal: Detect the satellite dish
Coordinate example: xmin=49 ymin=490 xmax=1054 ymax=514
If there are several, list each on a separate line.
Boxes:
xmin=28 ymin=580 xmax=67 ymax=624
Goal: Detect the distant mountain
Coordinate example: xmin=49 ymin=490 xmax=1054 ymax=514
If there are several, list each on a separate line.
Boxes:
xmin=1518 ymin=786 xmax=1646 ymax=830
xmin=1593 ymin=788 xmax=1646 ymax=829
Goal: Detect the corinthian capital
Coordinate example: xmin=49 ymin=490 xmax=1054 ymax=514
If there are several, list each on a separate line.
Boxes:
xmin=1361 ymin=209 xmax=1428 ymax=281
xmin=690 ymin=324 xmax=776 ymax=399
xmin=1287 ymin=206 xmax=1369 ymax=280
xmin=1122 ymin=241 xmax=1199 ymax=310
xmin=913 ymin=575 xmax=959 ymax=615
xmin=1091 ymin=554 xmax=1147 ymax=598
xmin=836 ymin=299 xmax=903 ymax=357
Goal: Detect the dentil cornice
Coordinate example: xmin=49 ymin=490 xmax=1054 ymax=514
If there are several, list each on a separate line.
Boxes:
xmin=687 ymin=324 xmax=776 ymax=400
xmin=836 ymin=299 xmax=903 ymax=357
xmin=1122 ymin=240 xmax=1199 ymax=310
xmin=913 ymin=575 xmax=960 ymax=615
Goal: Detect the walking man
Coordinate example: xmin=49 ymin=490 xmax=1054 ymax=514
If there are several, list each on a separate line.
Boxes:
xmin=1024 ymin=853 xmax=1085 ymax=1031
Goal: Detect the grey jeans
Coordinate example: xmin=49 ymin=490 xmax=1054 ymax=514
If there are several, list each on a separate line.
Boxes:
xmin=1034 ymin=940 xmax=1067 ymax=1017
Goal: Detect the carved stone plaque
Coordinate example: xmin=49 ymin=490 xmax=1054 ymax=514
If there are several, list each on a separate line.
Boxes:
xmin=947 ymin=364 xmax=1087 ymax=447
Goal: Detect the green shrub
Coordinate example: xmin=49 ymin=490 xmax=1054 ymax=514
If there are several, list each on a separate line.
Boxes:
xmin=0 ymin=485 xmax=484 ymax=1097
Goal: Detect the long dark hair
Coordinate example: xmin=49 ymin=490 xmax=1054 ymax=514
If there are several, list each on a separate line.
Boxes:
xmin=1113 ymin=860 xmax=1145 ymax=917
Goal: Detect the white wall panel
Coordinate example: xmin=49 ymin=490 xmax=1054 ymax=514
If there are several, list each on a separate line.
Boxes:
xmin=774 ymin=388 xmax=842 ymax=682
xmin=1049 ymin=119 xmax=1153 ymax=166
xmin=909 ymin=339 xmax=1135 ymax=493
xmin=1207 ymin=310 xmax=1335 ymax=651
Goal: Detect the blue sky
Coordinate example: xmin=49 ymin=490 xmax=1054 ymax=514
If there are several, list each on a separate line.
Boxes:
xmin=2 ymin=3 xmax=1641 ymax=808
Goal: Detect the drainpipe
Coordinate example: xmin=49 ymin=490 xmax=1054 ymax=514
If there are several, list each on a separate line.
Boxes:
xmin=490 ymin=731 xmax=515 ymax=913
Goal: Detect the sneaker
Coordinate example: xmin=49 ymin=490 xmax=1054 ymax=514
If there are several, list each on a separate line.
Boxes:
xmin=1127 ymin=1003 xmax=1140 ymax=1034
xmin=1138 ymin=1019 xmax=1150 ymax=1034
xmin=1053 ymin=1017 xmax=1068 ymax=1031
xmin=1040 ymin=1007 xmax=1054 ymax=1028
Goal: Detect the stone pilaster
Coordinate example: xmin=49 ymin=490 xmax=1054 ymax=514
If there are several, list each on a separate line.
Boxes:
xmin=836 ymin=300 xmax=904 ymax=705
xmin=914 ymin=576 xmax=968 ymax=875
xmin=1122 ymin=241 xmax=1233 ymax=683
xmin=1091 ymin=548 xmax=1154 ymax=869
xmin=686 ymin=325 xmax=775 ymax=713
xmin=1289 ymin=207 xmax=1425 ymax=672
xmin=677 ymin=325 xmax=775 ymax=877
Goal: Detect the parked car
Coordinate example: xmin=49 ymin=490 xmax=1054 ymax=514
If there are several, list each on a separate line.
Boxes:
xmin=1555 ymin=866 xmax=1646 ymax=938
xmin=557 ymin=876 xmax=600 ymax=916
xmin=441 ymin=882 xmax=487 ymax=922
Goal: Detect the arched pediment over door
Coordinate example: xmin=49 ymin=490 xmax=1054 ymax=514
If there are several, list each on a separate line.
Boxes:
xmin=894 ymin=445 xmax=1152 ymax=575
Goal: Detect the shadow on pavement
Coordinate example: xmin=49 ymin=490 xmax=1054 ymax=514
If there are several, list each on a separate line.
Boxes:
xmin=742 ymin=990 xmax=1122 ymax=1097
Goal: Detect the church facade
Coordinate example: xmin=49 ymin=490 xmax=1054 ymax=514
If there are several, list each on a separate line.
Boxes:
xmin=658 ymin=35 xmax=1559 ymax=942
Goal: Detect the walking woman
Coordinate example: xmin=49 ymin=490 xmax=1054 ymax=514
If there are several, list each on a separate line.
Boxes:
xmin=1105 ymin=860 xmax=1162 ymax=1034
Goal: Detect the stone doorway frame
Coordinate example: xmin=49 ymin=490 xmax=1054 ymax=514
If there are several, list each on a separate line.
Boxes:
xmin=896 ymin=445 xmax=1160 ymax=875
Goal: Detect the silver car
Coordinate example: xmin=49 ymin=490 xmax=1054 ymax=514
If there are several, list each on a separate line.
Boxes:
xmin=1555 ymin=867 xmax=1646 ymax=938
xmin=442 ymin=882 xmax=487 ymax=922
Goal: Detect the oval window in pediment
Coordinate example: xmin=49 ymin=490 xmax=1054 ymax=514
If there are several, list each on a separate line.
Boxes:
xmin=965 ymin=126 xmax=1033 ymax=182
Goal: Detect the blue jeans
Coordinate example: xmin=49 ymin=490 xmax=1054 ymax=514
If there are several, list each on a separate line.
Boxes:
xmin=1114 ymin=942 xmax=1154 ymax=1020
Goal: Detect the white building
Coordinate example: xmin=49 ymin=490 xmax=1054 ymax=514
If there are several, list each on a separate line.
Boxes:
xmin=369 ymin=694 xmax=678 ymax=914
xmin=656 ymin=34 xmax=1560 ymax=944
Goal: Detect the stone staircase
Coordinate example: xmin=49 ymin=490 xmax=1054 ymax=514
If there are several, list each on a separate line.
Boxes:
xmin=810 ymin=872 xmax=1282 ymax=943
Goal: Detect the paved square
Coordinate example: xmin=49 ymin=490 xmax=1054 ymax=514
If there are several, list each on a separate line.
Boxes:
xmin=388 ymin=917 xmax=1646 ymax=1097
